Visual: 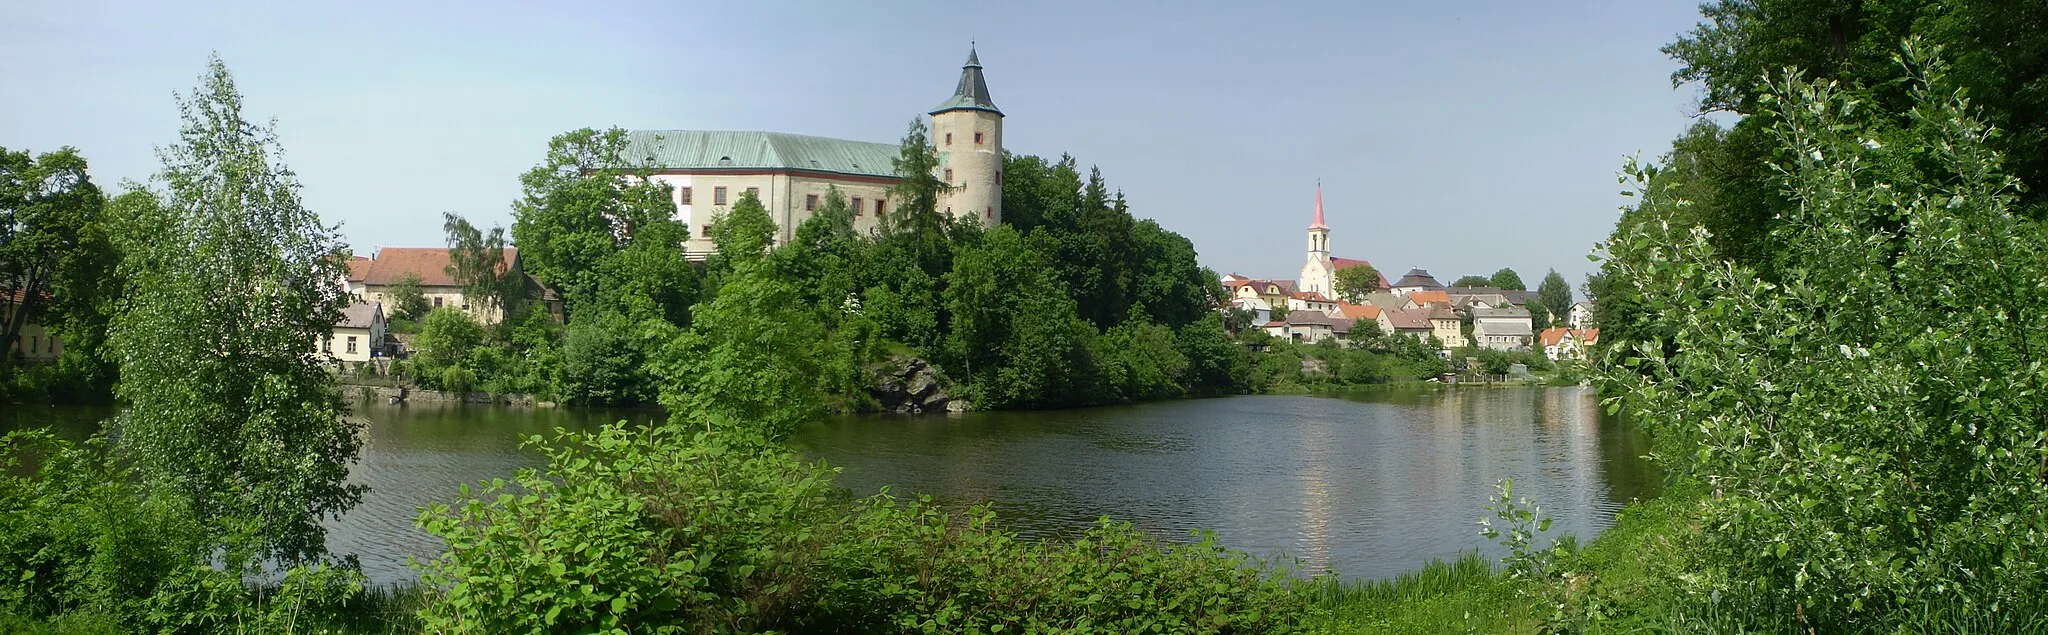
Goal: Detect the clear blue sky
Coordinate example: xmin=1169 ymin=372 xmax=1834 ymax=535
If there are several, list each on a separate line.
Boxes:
xmin=2 ymin=0 xmax=1711 ymax=291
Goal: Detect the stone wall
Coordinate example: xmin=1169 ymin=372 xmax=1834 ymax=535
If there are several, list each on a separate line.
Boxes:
xmin=344 ymin=384 xmax=545 ymax=407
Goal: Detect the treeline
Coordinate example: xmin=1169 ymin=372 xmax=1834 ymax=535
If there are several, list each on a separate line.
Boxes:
xmin=404 ymin=121 xmax=1253 ymax=410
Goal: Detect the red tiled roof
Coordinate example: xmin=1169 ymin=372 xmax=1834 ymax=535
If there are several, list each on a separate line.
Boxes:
xmin=1386 ymin=308 xmax=1431 ymax=330
xmin=346 ymin=256 xmax=372 ymax=282
xmin=1579 ymin=328 xmax=1599 ymax=345
xmin=1407 ymin=290 xmax=1451 ymax=307
xmin=357 ymin=247 xmax=519 ymax=287
xmin=1330 ymin=257 xmax=1391 ymax=288
xmin=1288 ymin=291 xmax=1334 ymax=302
xmin=1337 ymin=303 xmax=1382 ymax=321
xmin=1539 ymin=327 xmax=1571 ymax=348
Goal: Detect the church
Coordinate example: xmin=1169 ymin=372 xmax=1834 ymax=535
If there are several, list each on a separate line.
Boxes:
xmin=620 ymin=46 xmax=1005 ymax=258
xmin=1297 ymin=185 xmax=1387 ymax=297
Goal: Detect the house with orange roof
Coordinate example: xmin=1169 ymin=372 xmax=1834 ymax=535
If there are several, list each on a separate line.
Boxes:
xmin=1287 ymin=290 xmax=1342 ymax=317
xmin=1427 ymin=305 xmax=1467 ymax=348
xmin=1404 ymin=289 xmax=1452 ymax=308
xmin=1539 ymin=327 xmax=1601 ymax=361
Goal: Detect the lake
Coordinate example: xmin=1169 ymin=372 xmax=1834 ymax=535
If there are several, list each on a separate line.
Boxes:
xmin=3 ymin=385 xmax=1658 ymax=586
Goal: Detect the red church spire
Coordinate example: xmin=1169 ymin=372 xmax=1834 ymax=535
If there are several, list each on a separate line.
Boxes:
xmin=1309 ymin=181 xmax=1329 ymax=230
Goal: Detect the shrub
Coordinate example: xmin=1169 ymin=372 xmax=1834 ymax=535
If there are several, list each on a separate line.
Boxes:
xmin=1597 ymin=46 xmax=2048 ymax=628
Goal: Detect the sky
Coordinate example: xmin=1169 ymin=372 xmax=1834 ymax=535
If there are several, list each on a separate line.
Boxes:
xmin=2 ymin=0 xmax=1713 ymax=291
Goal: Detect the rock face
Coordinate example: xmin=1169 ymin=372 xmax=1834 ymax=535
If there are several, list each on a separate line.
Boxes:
xmin=869 ymin=355 xmax=966 ymax=414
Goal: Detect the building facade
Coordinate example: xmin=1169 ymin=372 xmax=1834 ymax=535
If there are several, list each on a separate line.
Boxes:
xmin=626 ymin=47 xmax=1004 ymax=258
xmin=345 ymin=248 xmax=564 ymax=325
xmin=1297 ymin=185 xmax=1388 ymax=299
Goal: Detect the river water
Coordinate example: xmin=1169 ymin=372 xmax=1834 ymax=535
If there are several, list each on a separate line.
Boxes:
xmin=4 ymin=386 xmax=1658 ymax=586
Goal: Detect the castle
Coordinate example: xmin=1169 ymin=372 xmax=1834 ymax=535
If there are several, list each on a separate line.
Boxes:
xmin=620 ymin=46 xmax=1005 ymax=257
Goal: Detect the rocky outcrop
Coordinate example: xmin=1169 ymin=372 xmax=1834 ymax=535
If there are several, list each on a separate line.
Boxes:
xmin=869 ymin=355 xmax=967 ymax=414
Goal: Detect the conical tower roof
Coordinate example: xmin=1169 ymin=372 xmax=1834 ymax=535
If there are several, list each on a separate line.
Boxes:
xmin=1310 ymin=183 xmax=1329 ymax=230
xmin=930 ymin=44 xmax=1002 ymax=116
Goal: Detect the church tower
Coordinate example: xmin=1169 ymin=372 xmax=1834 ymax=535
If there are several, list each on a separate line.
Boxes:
xmin=1299 ymin=184 xmax=1335 ymax=295
xmin=931 ymin=44 xmax=1004 ymax=224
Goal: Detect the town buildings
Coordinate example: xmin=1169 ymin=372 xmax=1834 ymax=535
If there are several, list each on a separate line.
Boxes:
xmin=320 ymin=300 xmax=386 ymax=364
xmin=344 ymin=248 xmax=564 ymax=325
xmin=2 ymin=289 xmax=59 ymax=362
xmin=1539 ymin=327 xmax=1601 ymax=361
xmin=626 ymin=47 xmax=1006 ymax=258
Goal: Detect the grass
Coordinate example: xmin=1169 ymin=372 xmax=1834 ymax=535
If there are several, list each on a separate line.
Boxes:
xmin=1301 ymin=553 xmax=1539 ymax=634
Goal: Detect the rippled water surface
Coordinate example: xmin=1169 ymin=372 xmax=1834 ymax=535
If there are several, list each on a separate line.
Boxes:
xmin=6 ymin=386 xmax=1658 ymax=586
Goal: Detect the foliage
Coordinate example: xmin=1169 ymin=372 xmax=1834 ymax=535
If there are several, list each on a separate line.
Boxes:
xmin=387 ymin=271 xmax=431 ymax=321
xmin=1597 ymin=47 xmax=2048 ymax=629
xmin=109 ymin=56 xmax=361 ymax=565
xmin=0 ymin=430 xmax=373 ymax=633
xmin=1487 ymin=268 xmax=1525 ymax=291
xmin=509 ymin=127 xmax=682 ymax=321
xmin=1095 ymin=315 xmax=1188 ymax=402
xmin=411 ymin=307 xmax=486 ymax=382
xmin=1477 ymin=479 xmax=1559 ymax=583
xmin=1449 ymin=275 xmax=1492 ymax=288
xmin=442 ymin=212 xmax=524 ymax=319
xmin=416 ymin=423 xmax=1316 ymax=635
xmin=557 ymin=311 xmax=648 ymax=406
xmin=415 ymin=424 xmax=841 ymax=634
xmin=1331 ymin=263 xmax=1381 ymax=303
xmin=0 ymin=147 xmax=121 ymax=402
xmin=657 ymin=260 xmax=833 ymax=440
xmin=1536 ymin=269 xmax=1572 ymax=319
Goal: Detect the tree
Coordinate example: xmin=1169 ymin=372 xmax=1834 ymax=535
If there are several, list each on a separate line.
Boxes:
xmin=412 ymin=306 xmax=486 ymax=374
xmin=1450 ymin=275 xmax=1492 ymax=288
xmin=1332 ymin=264 xmax=1382 ymax=303
xmin=442 ymin=212 xmax=523 ymax=319
xmin=1487 ymin=268 xmax=1525 ymax=290
xmin=657 ymin=258 xmax=832 ymax=440
xmin=1536 ymin=269 xmax=1572 ymax=319
xmin=110 ymin=56 xmax=361 ymax=565
xmin=509 ymin=128 xmax=681 ymax=320
xmin=0 ymin=147 xmax=103 ymax=376
xmin=884 ymin=119 xmax=954 ymax=276
xmin=388 ymin=271 xmax=431 ymax=321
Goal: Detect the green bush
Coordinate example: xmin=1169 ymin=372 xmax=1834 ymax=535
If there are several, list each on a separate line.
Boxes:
xmin=1597 ymin=47 xmax=2048 ymax=629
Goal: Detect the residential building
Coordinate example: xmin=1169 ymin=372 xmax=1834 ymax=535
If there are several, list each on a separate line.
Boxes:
xmin=321 ymin=300 xmax=386 ymax=364
xmin=1448 ymin=287 xmax=1538 ymax=309
xmin=1390 ymin=268 xmax=1447 ymax=297
xmin=1569 ymin=301 xmax=1595 ymax=329
xmin=1297 ymin=185 xmax=1389 ymax=298
xmin=2 ymin=289 xmax=60 ymax=362
xmin=1539 ymin=327 xmax=1602 ymax=361
xmin=630 ymin=47 xmax=1003 ymax=258
xmin=1287 ymin=290 xmax=1342 ymax=317
xmin=345 ymin=248 xmax=564 ymax=325
xmin=1427 ymin=305 xmax=1467 ymax=348
xmin=1474 ymin=310 xmax=1535 ymax=351
xmin=1385 ymin=307 xmax=1434 ymax=340
xmin=1404 ymin=289 xmax=1451 ymax=308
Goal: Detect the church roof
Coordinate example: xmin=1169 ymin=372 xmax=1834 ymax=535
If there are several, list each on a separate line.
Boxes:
xmin=1310 ymin=185 xmax=1329 ymax=230
xmin=931 ymin=45 xmax=1002 ymax=116
xmin=1330 ymin=257 xmax=1390 ymax=288
xmin=620 ymin=130 xmax=902 ymax=179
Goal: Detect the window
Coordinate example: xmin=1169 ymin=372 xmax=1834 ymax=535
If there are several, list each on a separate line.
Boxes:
xmin=702 ymin=223 xmax=715 ymax=237
xmin=29 ymin=336 xmax=38 ymax=353
xmin=974 ymin=132 xmax=984 ymax=144
xmin=714 ymin=186 xmax=728 ymax=205
xmin=680 ymin=187 xmax=692 ymax=204
xmin=346 ymin=336 xmax=358 ymax=354
xmin=322 ymin=336 xmax=331 ymax=353
xmin=745 ymin=186 xmax=759 ymax=200
xmin=944 ymin=168 xmax=953 ymax=183
xmin=945 ymin=132 xmax=953 ymax=145
xmin=985 ymin=206 xmax=993 ymax=219
xmin=433 ymin=297 xmax=443 ymax=308
xmin=851 ymin=196 xmax=863 ymax=216
xmin=805 ymin=194 xmax=818 ymax=211
xmin=875 ymin=199 xmax=886 ymax=218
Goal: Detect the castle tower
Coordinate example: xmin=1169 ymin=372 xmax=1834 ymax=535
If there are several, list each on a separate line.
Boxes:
xmin=1300 ymin=184 xmax=1335 ymax=295
xmin=931 ymin=44 xmax=1004 ymax=224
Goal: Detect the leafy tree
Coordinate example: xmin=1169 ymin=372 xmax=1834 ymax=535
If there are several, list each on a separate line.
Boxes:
xmin=1096 ymin=315 xmax=1187 ymax=402
xmin=777 ymin=186 xmax=861 ymax=313
xmin=1175 ymin=312 xmax=1250 ymax=394
xmin=558 ymin=311 xmax=647 ymax=405
xmin=657 ymin=259 xmax=832 ymax=440
xmin=412 ymin=306 xmax=486 ymax=377
xmin=1450 ymin=275 xmax=1492 ymax=288
xmin=709 ymin=189 xmax=777 ymax=264
xmin=1536 ymin=269 xmax=1572 ymax=319
xmin=509 ymin=128 xmax=679 ymax=318
xmin=110 ymin=56 xmax=361 ymax=564
xmin=387 ymin=271 xmax=431 ymax=321
xmin=0 ymin=147 xmax=103 ymax=377
xmin=442 ymin=212 xmax=523 ymax=320
xmin=1600 ymin=51 xmax=2048 ymax=628
xmin=1487 ymin=268 xmax=1525 ymax=290
xmin=1331 ymin=264 xmax=1382 ymax=303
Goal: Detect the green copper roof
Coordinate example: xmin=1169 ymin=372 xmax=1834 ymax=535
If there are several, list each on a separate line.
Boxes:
xmin=930 ymin=45 xmax=1002 ymax=116
xmin=620 ymin=130 xmax=901 ymax=178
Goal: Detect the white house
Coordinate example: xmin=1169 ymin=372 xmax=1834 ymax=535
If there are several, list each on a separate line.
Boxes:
xmin=321 ymin=300 xmax=386 ymax=364
xmin=1569 ymin=301 xmax=1595 ymax=330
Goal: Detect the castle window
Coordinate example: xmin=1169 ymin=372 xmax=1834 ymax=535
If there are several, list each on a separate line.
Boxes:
xmin=679 ymin=187 xmax=692 ymax=204
xmin=702 ymin=223 xmax=715 ymax=237
xmin=745 ymin=186 xmax=759 ymax=199
xmin=985 ymin=206 xmax=993 ymax=219
xmin=945 ymin=133 xmax=953 ymax=145
xmin=851 ymin=197 xmax=863 ymax=216
xmin=943 ymin=168 xmax=953 ymax=183
xmin=714 ymin=186 xmax=728 ymax=205
xmin=805 ymin=194 xmax=818 ymax=211
xmin=875 ymin=199 xmax=886 ymax=217
xmin=974 ymin=132 xmax=984 ymax=144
